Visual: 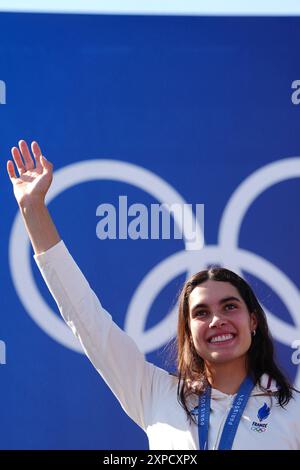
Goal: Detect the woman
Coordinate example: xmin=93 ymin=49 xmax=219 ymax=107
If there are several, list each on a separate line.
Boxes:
xmin=7 ymin=140 xmax=300 ymax=450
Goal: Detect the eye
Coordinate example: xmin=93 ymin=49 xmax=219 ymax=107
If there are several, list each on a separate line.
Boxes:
xmin=195 ymin=310 xmax=208 ymax=318
xmin=224 ymin=303 xmax=237 ymax=311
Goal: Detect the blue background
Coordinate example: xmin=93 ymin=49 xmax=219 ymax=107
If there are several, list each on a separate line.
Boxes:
xmin=0 ymin=13 xmax=300 ymax=449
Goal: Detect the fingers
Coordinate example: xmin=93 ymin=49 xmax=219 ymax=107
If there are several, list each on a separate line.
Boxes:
xmin=31 ymin=141 xmax=52 ymax=173
xmin=31 ymin=141 xmax=43 ymax=172
xmin=7 ymin=160 xmax=17 ymax=181
xmin=19 ymin=140 xmax=34 ymax=171
xmin=10 ymin=140 xmax=51 ymax=177
xmin=11 ymin=146 xmax=25 ymax=176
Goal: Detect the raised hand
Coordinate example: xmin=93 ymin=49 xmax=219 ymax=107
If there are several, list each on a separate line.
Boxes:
xmin=7 ymin=139 xmax=60 ymax=254
xmin=7 ymin=140 xmax=53 ymax=208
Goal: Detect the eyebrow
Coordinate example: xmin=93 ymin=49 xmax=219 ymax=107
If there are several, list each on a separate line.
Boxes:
xmin=191 ymin=296 xmax=241 ymax=314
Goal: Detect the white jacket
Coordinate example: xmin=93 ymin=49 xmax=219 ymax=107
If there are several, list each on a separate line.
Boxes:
xmin=34 ymin=240 xmax=300 ymax=450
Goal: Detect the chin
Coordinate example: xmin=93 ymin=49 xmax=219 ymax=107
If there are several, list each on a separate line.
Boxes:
xmin=208 ymin=352 xmax=242 ymax=364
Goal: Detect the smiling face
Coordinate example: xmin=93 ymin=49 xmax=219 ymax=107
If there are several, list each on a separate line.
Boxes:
xmin=188 ymin=280 xmax=257 ymax=366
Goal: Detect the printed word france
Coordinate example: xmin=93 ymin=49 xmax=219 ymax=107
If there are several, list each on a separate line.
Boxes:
xmin=96 ymin=196 xmax=204 ymax=242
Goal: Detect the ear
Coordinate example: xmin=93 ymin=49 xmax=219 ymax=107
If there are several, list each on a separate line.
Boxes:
xmin=250 ymin=312 xmax=258 ymax=331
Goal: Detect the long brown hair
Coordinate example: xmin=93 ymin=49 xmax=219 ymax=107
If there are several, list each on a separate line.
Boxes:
xmin=175 ymin=267 xmax=294 ymax=422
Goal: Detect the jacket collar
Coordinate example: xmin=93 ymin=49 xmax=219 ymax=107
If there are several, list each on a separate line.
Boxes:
xmin=210 ymin=373 xmax=278 ymax=399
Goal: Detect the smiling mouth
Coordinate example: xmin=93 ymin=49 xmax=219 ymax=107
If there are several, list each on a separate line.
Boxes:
xmin=208 ymin=333 xmax=236 ymax=344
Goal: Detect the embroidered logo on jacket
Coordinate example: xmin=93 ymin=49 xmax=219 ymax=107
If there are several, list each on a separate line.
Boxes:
xmin=251 ymin=403 xmax=270 ymax=432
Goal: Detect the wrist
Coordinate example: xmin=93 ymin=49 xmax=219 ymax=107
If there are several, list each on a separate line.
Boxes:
xmin=18 ymin=196 xmax=46 ymax=212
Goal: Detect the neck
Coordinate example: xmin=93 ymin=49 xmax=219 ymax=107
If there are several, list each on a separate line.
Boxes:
xmin=205 ymin=357 xmax=248 ymax=395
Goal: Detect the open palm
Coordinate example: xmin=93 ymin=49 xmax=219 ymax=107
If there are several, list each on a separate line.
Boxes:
xmin=7 ymin=140 xmax=53 ymax=206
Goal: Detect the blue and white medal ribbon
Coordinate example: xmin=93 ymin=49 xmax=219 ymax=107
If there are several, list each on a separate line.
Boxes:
xmin=198 ymin=376 xmax=254 ymax=450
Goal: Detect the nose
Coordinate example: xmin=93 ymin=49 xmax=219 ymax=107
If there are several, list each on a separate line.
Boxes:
xmin=209 ymin=313 xmax=228 ymax=329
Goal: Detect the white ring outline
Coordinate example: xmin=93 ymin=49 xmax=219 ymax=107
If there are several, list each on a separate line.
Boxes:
xmin=9 ymin=159 xmax=203 ymax=352
xmin=9 ymin=156 xmax=300 ymax=389
xmin=124 ymin=157 xmax=300 ymax=387
xmin=218 ymin=157 xmax=300 ymax=346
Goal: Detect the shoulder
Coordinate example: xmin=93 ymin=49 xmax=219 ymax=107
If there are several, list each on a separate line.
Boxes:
xmin=253 ymin=373 xmax=300 ymax=409
xmin=288 ymin=387 xmax=300 ymax=409
xmin=150 ymin=366 xmax=179 ymax=393
xmin=252 ymin=373 xmax=278 ymax=396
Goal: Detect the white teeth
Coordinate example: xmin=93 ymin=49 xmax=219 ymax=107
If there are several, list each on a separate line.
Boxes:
xmin=210 ymin=334 xmax=234 ymax=343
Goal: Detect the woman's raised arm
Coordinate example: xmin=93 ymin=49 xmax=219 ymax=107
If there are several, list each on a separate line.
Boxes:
xmin=7 ymin=139 xmax=61 ymax=254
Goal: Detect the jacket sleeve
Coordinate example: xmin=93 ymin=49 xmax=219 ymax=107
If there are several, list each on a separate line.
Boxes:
xmin=34 ymin=240 xmax=171 ymax=431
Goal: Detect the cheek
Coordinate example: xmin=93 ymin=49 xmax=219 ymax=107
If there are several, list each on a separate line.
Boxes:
xmin=236 ymin=315 xmax=252 ymax=334
xmin=190 ymin=322 xmax=207 ymax=349
xmin=234 ymin=316 xmax=252 ymax=348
